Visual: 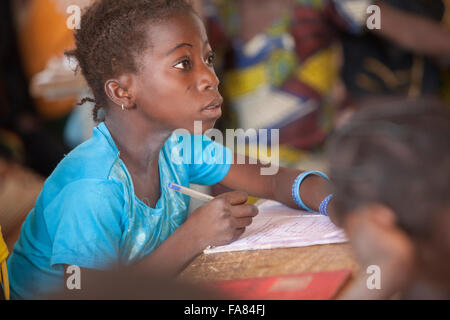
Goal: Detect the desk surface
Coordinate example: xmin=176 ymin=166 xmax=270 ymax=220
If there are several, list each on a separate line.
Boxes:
xmin=179 ymin=243 xmax=360 ymax=298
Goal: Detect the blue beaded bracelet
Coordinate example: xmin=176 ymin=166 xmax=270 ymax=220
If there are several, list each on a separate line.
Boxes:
xmin=292 ymin=170 xmax=329 ymax=212
xmin=319 ymin=194 xmax=334 ymax=216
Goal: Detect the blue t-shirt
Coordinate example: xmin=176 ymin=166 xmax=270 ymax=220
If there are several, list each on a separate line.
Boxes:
xmin=7 ymin=122 xmax=232 ymax=299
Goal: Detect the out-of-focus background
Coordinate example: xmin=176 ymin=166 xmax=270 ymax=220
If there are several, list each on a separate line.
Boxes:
xmin=1 ymin=0 xmax=449 ymax=251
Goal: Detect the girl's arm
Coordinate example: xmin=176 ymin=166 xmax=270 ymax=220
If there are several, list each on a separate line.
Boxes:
xmin=126 ymin=216 xmax=206 ymax=276
xmin=62 ymin=191 xmax=257 ymax=287
xmin=63 ymin=231 xmax=198 ymax=295
xmin=220 ymin=154 xmax=332 ymax=214
xmin=61 ymin=226 xmax=201 ymax=294
xmin=129 ymin=191 xmax=257 ymax=277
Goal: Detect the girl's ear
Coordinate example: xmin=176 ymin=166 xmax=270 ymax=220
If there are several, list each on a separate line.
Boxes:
xmin=104 ymin=74 xmax=136 ymax=109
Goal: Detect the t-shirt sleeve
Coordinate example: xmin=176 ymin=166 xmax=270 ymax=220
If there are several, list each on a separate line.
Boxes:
xmin=46 ymin=179 xmax=127 ymax=270
xmin=188 ymin=135 xmax=232 ymax=185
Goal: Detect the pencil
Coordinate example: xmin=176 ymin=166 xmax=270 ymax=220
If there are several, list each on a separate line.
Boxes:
xmin=168 ymin=182 xmax=214 ymax=202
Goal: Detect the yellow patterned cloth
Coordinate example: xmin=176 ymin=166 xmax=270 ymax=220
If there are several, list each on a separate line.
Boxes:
xmin=207 ymin=0 xmax=339 ymax=150
xmin=0 ymin=226 xmax=10 ymax=300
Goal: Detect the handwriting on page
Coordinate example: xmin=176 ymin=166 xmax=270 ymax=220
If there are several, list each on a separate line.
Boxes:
xmin=204 ymin=200 xmax=347 ymax=254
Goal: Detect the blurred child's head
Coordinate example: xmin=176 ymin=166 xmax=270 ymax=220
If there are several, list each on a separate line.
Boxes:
xmin=328 ymin=98 xmax=450 ymax=296
xmin=67 ymin=0 xmax=222 ymax=133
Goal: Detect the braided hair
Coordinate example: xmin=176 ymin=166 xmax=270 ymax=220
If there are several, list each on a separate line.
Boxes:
xmin=328 ymin=98 xmax=450 ymax=238
xmin=66 ymin=0 xmax=193 ymax=122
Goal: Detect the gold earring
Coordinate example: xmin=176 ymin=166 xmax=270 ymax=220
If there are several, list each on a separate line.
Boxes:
xmin=121 ymin=104 xmax=124 ymax=111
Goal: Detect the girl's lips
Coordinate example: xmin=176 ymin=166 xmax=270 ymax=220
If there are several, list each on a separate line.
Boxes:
xmin=201 ymin=96 xmax=223 ymax=111
xmin=200 ymin=96 xmax=223 ymax=118
xmin=200 ymin=104 xmax=222 ymax=118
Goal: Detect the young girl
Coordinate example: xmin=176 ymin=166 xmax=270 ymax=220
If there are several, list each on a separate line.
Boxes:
xmin=7 ymin=0 xmax=334 ymax=299
xmin=328 ymin=98 xmax=450 ymax=299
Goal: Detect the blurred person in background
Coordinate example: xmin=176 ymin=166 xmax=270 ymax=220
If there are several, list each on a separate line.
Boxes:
xmin=328 ymin=98 xmax=450 ymax=299
xmin=1 ymin=0 xmax=73 ymax=176
xmin=197 ymin=0 xmax=450 ymax=201
xmin=337 ymin=0 xmax=450 ymax=111
xmin=12 ymin=0 xmax=93 ymax=146
xmin=203 ymin=0 xmax=342 ymax=154
xmin=200 ymin=0 xmax=450 ymax=147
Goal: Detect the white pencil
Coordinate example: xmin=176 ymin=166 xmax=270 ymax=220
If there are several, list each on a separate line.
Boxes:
xmin=168 ymin=182 xmax=214 ymax=202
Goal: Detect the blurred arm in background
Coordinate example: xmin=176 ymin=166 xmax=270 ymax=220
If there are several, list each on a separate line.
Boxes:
xmin=374 ymin=1 xmax=450 ymax=61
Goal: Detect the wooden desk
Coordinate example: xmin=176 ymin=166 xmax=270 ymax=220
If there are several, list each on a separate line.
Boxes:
xmin=0 ymin=159 xmax=44 ymax=252
xmin=179 ymin=243 xmax=360 ymax=298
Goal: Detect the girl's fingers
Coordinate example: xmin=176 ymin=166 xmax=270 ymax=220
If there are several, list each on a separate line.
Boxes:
xmin=216 ymin=191 xmax=248 ymax=205
xmin=233 ymin=217 xmax=253 ymax=228
xmin=232 ymin=227 xmax=246 ymax=241
xmin=230 ymin=203 xmax=259 ymax=218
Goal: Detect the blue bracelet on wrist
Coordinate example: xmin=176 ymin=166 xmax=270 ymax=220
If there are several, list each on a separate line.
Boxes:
xmin=292 ymin=170 xmax=329 ymax=212
xmin=319 ymin=194 xmax=334 ymax=216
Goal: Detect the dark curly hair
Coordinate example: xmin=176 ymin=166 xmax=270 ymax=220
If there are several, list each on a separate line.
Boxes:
xmin=328 ymin=97 xmax=450 ymax=238
xmin=66 ymin=0 xmax=193 ymax=122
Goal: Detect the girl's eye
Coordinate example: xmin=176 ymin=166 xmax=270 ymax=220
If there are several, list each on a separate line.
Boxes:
xmin=206 ymin=52 xmax=216 ymax=66
xmin=174 ymin=58 xmax=192 ymax=70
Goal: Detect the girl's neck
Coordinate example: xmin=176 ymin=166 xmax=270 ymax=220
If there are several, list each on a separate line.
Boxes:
xmin=104 ymin=113 xmax=173 ymax=208
xmin=104 ymin=114 xmax=173 ymax=174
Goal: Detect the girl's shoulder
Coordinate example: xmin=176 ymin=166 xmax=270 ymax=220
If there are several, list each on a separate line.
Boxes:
xmin=37 ymin=125 xmax=125 ymax=208
xmin=51 ymin=124 xmax=121 ymax=183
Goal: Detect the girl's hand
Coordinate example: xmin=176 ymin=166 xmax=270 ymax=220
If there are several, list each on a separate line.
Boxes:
xmin=185 ymin=191 xmax=259 ymax=251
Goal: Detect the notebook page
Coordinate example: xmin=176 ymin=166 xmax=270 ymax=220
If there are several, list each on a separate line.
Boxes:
xmin=204 ymin=200 xmax=348 ymax=254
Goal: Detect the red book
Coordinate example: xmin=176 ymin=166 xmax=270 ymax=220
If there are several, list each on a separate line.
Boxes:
xmin=205 ymin=269 xmax=352 ymax=300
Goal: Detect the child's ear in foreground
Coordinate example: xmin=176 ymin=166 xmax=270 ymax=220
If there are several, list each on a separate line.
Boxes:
xmin=340 ymin=204 xmax=416 ymax=299
xmin=359 ymin=204 xmax=396 ymax=229
xmin=345 ymin=203 xmax=414 ymax=265
xmin=104 ymin=74 xmax=137 ymax=110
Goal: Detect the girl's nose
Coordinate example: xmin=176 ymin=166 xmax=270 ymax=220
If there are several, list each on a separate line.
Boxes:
xmin=197 ymin=64 xmax=220 ymax=92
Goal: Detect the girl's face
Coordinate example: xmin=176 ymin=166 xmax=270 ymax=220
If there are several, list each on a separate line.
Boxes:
xmin=131 ymin=11 xmax=222 ymax=133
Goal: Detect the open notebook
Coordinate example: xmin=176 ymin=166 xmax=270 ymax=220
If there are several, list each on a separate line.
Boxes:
xmin=204 ymin=200 xmax=348 ymax=254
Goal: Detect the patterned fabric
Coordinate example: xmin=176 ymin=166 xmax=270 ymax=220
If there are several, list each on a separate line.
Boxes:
xmin=206 ymin=0 xmax=341 ymax=150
